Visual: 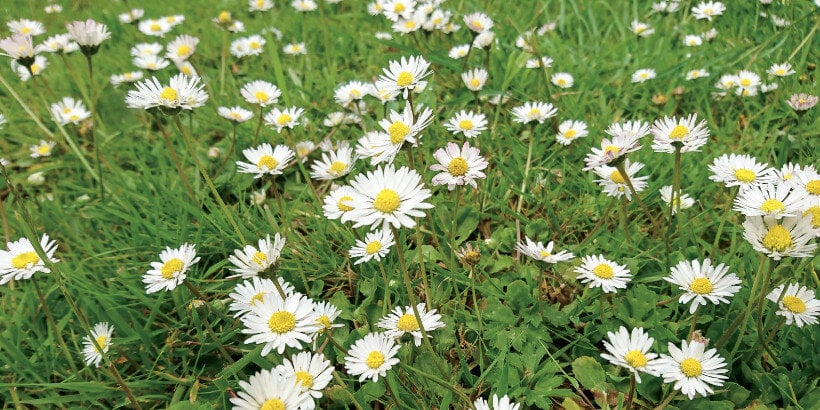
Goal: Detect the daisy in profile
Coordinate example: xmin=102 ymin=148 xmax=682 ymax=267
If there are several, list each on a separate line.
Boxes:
xmin=429 ymin=141 xmax=488 ymax=190
xmin=665 ymin=259 xmax=741 ymax=313
xmin=657 ymin=339 xmax=729 ymax=399
xmin=125 ymin=74 xmax=208 ymax=112
xmin=593 ymin=159 xmax=648 ymax=200
xmin=660 ymin=186 xmax=695 ymax=214
xmin=375 ymin=55 xmax=431 ymax=98
xmin=767 ymin=283 xmax=819 ymax=327
xmin=510 ymin=101 xmax=557 ymax=125
xmin=276 ymin=352 xmax=334 ymax=409
xmin=323 ymin=185 xmax=357 ymax=221
xmin=445 ymin=110 xmax=487 ymax=138
xmin=313 ymin=300 xmax=344 ymax=334
xmin=264 ymin=107 xmax=305 ymax=133
xmin=228 ymin=276 xmax=294 ymax=318
xmin=582 ymin=120 xmax=648 ymax=170
xmin=685 ymin=69 xmax=709 ymax=80
xmin=733 ymin=183 xmax=809 ymax=220
xmin=555 ymin=120 xmax=588 ymax=145
xmin=650 ymin=113 xmax=710 ymax=153
xmin=334 ymin=81 xmax=373 ymax=109
xmin=344 ymin=332 xmax=401 ymax=382
xmin=462 ymin=68 xmax=488 ymax=91
xmin=165 ymin=34 xmax=199 ymax=62
xmin=464 ymin=12 xmax=493 ymax=33
xmin=630 ymin=20 xmax=654 ymax=37
xmin=81 ymin=322 xmax=114 ymax=368
xmin=241 ymin=81 xmax=281 ymax=107
xmin=343 ymin=165 xmax=434 ymax=229
xmin=50 ymin=97 xmax=91 ymax=126
xmin=230 ymin=369 xmax=307 ymax=410
xmin=0 ymin=34 xmax=36 ymax=66
xmin=0 ymin=234 xmax=59 ymax=285
xmin=516 ymin=236 xmax=574 ymax=264
xmin=250 ymin=0 xmax=274 ymax=11
xmin=551 ymin=73 xmax=574 ymax=88
xmin=691 ymin=1 xmax=725 ymax=21
xmin=525 ymin=56 xmax=553 ymax=69
xmin=349 ymin=228 xmax=395 ymax=264
xmin=632 ymin=68 xmax=656 ymax=83
xmin=236 ymin=143 xmax=295 ymax=179
xmin=448 ymin=44 xmax=470 ymax=59
xmin=574 ymin=255 xmax=632 ymax=293
xmin=228 ymin=234 xmax=286 ymax=279
xmin=30 ymin=140 xmax=56 ymax=158
xmin=7 ymin=19 xmax=46 ymax=36
xmin=292 ymin=0 xmax=318 ymax=12
xmin=310 ymin=142 xmax=357 ymax=180
xmin=110 ymin=71 xmax=144 ymax=86
xmin=283 ymin=42 xmax=307 ymax=55
xmin=241 ymin=292 xmax=319 ymax=355
xmin=742 ymin=215 xmax=817 ymax=260
xmin=138 ymin=19 xmax=172 ymax=37
xmin=707 ymin=153 xmax=776 ymax=191
xmin=218 ymin=106 xmax=253 ymax=123
xmin=767 ymin=62 xmax=795 ymax=77
xmin=370 ymin=103 xmax=433 ymax=164
xmin=66 ymin=19 xmax=111 ymax=56
xmin=600 ymin=326 xmax=661 ymax=383
xmin=143 ymin=243 xmax=200 ymax=294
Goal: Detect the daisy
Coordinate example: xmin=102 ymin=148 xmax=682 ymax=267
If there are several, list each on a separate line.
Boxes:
xmin=736 ymin=70 xmax=761 ymax=94
xmin=768 ymin=62 xmax=794 ymax=77
xmin=370 ymin=103 xmax=434 ymax=164
xmin=583 ymin=121 xmax=647 ymax=170
xmin=382 ymin=0 xmax=415 ymax=21
xmin=323 ymin=185 xmax=357 ymax=221
xmin=657 ymin=339 xmax=729 ymax=399
xmin=632 ymin=68 xmax=656 ymax=83
xmin=456 ymin=242 xmax=482 ymax=266
xmin=81 ymin=322 xmax=114 ymax=368
xmin=375 ymin=55 xmax=431 ymax=99
xmin=236 ymin=143 xmax=295 ymax=179
xmin=444 ymin=110 xmax=487 ymax=138
xmin=131 ymin=43 xmax=163 ymax=57
xmin=138 ymin=19 xmax=172 ymax=37
xmin=349 ymin=229 xmax=395 ymax=265
xmin=516 ymin=236 xmax=574 ymax=264
xmin=250 ymin=0 xmax=274 ymax=12
xmin=474 ymin=394 xmax=520 ymax=410
xmin=707 ymin=153 xmax=776 ymax=191
xmin=393 ymin=13 xmax=426 ymax=35
xmin=334 ymin=81 xmax=373 ymax=109
xmin=50 ymin=97 xmax=91 ymax=126
xmin=228 ymin=234 xmax=286 ymax=279
xmin=310 ymin=142 xmax=357 ymax=180
xmin=163 ymin=15 xmax=185 ymax=27
xmin=600 ymin=326 xmax=661 ymax=383
xmin=228 ymin=276 xmax=294 ymax=318
xmin=8 ymin=19 xmax=46 ymax=37
xmin=0 ymin=34 xmax=36 ymax=63
xmin=45 ymin=4 xmax=63 ymax=14
xmin=30 ymin=140 xmax=56 ymax=158
xmin=230 ymin=369 xmax=307 ymax=410
xmin=685 ymin=69 xmax=709 ymax=80
xmin=776 ymin=163 xmax=816 ymax=185
xmin=462 ymin=68 xmax=488 ymax=91
xmin=464 ymin=12 xmax=493 ymax=33
xmin=65 ymin=19 xmax=110 ymax=55
xmin=448 ymin=44 xmax=470 ymax=59
xmin=133 ymin=54 xmax=170 ymax=71
xmin=791 ymin=168 xmax=820 ymax=198
xmin=630 ymin=20 xmax=654 ymax=37
xmin=377 ymin=303 xmax=446 ymax=346
xmin=742 ymin=215 xmax=817 ymax=260
xmin=110 ymin=71 xmax=144 ymax=86
xmin=555 ymin=120 xmax=588 ymax=145
xmin=344 ymin=332 xmax=400 ymax=382
xmin=786 ymin=93 xmax=818 ymax=112
xmin=733 ymin=183 xmax=809 ymax=219
xmin=650 ymin=113 xmax=710 ymax=153
xmin=125 ymin=74 xmax=208 ymax=112
xmin=276 ymin=352 xmax=333 ymax=409
xmin=525 ymin=56 xmax=553 ymax=69
xmin=241 ymin=292 xmax=319 ymax=355
xmin=683 ymin=35 xmax=702 ymax=46
xmin=13 ymin=55 xmax=48 ymax=81
xmin=715 ymin=74 xmax=739 ymax=90
xmin=119 ymin=9 xmax=144 ymax=24
xmin=241 ymin=80 xmax=281 ymax=107
xmin=767 ymin=283 xmax=819 ymax=327
xmin=143 ymin=243 xmax=200 ymax=294
xmin=510 ymin=101 xmax=557 ymax=125
xmin=292 ymin=0 xmax=318 ymax=12
xmin=472 ymin=31 xmax=495 ymax=49
xmin=574 ymin=255 xmax=632 ymax=293
xmin=659 ymin=185 xmax=695 ymax=214
xmin=242 ymin=35 xmax=267 ymax=57
xmin=691 ymin=1 xmax=725 ymax=21
xmin=0 ymin=234 xmax=59 ymax=285
xmin=283 ymin=43 xmax=307 ymax=55
xmin=665 ymin=259 xmax=741 ymax=313
xmin=265 ymin=107 xmax=306 ymax=133
xmin=218 ymin=106 xmax=254 ymax=123
xmin=343 ymin=164 xmax=434 ymax=229
xmin=313 ymin=300 xmax=344 ymax=334
xmin=165 ymin=34 xmax=199 ymax=61
xmin=36 ymin=34 xmax=78 ymax=54
xmin=429 ymin=141 xmax=488 ymax=190
xmin=551 ymin=72 xmax=574 ymax=88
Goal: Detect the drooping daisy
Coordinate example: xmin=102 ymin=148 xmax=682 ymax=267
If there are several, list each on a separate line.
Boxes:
xmin=630 ymin=20 xmax=654 ymax=37
xmin=474 ymin=394 xmax=520 ymax=410
xmin=665 ymin=259 xmax=741 ymax=313
xmin=632 ymin=68 xmax=656 ymax=83
xmin=50 ymin=97 xmax=91 ymax=126
xmin=310 ymin=142 xmax=357 ymax=180
xmin=323 ymin=185 xmax=357 ymax=221
xmin=600 ymin=326 xmax=661 ymax=383
xmin=733 ymin=182 xmax=809 ymax=219
xmin=218 ymin=106 xmax=254 ymax=123
xmin=659 ymin=185 xmax=695 ymax=214
xmin=7 ymin=19 xmax=46 ymax=37
xmin=241 ymin=80 xmax=281 ymax=107
xmin=264 ymin=107 xmax=306 ymax=133
xmin=125 ymin=74 xmax=208 ymax=111
xmin=349 ymin=228 xmax=395 ymax=264
xmin=551 ymin=72 xmax=574 ymax=88
xmin=228 ymin=276 xmax=294 ymax=318
xmin=375 ymin=55 xmax=431 ymax=99
xmin=165 ymin=34 xmax=199 ymax=61
xmin=462 ymin=68 xmax=488 ymax=91
xmin=370 ymin=103 xmax=434 ymax=164
xmin=241 ymin=292 xmax=319 ymax=355
xmin=685 ymin=69 xmax=710 ymax=80
xmin=429 ymin=141 xmax=488 ymax=190
xmin=574 ymin=255 xmax=632 ymax=293
xmin=650 ymin=113 xmax=710 ymax=153
xmin=444 ymin=110 xmax=487 ymax=139
xmin=555 ymin=120 xmax=588 ymax=145
xmin=510 ymin=101 xmax=557 ymax=125
xmin=228 ymin=234 xmax=286 ymax=279
xmin=276 ymin=352 xmax=334 ymax=409
xmin=230 ymin=369 xmax=307 ymax=410
xmin=0 ymin=234 xmax=59 ymax=285
xmin=707 ymin=153 xmax=776 ymax=191
xmin=768 ymin=62 xmax=795 ymax=77
xmin=30 ymin=140 xmax=56 ymax=158
xmin=691 ymin=1 xmax=725 ymax=21
xmin=143 ymin=243 xmax=200 ymax=295
xmin=344 ymin=332 xmax=401 ymax=382
xmin=343 ymin=165 xmax=434 ymax=229
xmin=767 ymin=283 xmax=819 ymax=327
xmin=516 ymin=236 xmax=574 ymax=264
xmin=236 ymin=143 xmax=295 ymax=179
xmin=81 ymin=322 xmax=114 ymax=368
xmin=657 ymin=339 xmax=729 ymax=399
xmin=582 ymin=120 xmax=648 ymax=170
xmin=742 ymin=215 xmax=817 ymax=260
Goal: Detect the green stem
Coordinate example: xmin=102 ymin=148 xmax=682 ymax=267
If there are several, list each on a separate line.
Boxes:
xmin=615 ymin=160 xmax=661 ymax=231
xmin=710 ymin=190 xmax=738 ymax=260
xmin=379 ymin=261 xmax=391 ymax=315
xmin=33 ymin=279 xmax=79 ymax=373
xmin=688 ymin=307 xmax=699 ymax=340
xmin=449 ymin=188 xmax=462 ymax=270
xmin=625 ymin=373 xmax=636 ymax=410
xmin=664 ymin=146 xmax=682 ymax=268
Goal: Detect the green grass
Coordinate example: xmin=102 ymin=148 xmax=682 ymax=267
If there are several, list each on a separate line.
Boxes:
xmin=0 ymin=0 xmax=818 ymax=408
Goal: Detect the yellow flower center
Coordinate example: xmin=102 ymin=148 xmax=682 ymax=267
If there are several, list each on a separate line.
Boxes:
xmin=624 ymin=350 xmax=647 ymax=368
xmin=250 ymin=291 xmax=265 ymax=306
xmin=249 ymin=41 xmax=260 ymax=49
xmin=397 ymin=313 xmax=419 ymax=331
xmin=62 ymin=107 xmax=72 ymax=114
xmin=471 ymin=21 xmax=484 ymax=31
xmin=365 ymin=241 xmax=382 ymax=255
xmin=388 ymin=121 xmax=410 ymax=144
xmin=257 ymin=155 xmax=279 ymax=171
xmin=404 ymin=21 xmax=416 ymax=30
xmin=338 ymin=195 xmax=354 ymax=212
xmin=762 ymin=224 xmax=792 ymax=252
xmin=396 ymin=71 xmax=413 ymax=87
xmin=669 ymin=125 xmax=689 ymax=140
xmin=394 ymin=3 xmax=406 ymax=12
xmin=94 ymin=335 xmax=108 ymax=352
xmin=806 ymin=180 xmax=820 ymax=195
xmin=760 ymin=199 xmax=785 ymax=214
xmin=680 ymin=358 xmax=702 ymax=377
xmin=317 ymin=315 xmax=331 ymax=329
xmin=276 ymin=114 xmax=292 ymax=126
xmin=329 ymin=161 xmax=347 ymax=176
xmin=349 ymin=89 xmax=362 ymax=99
xmin=366 ymin=350 xmax=385 ymax=369
xmin=230 ymin=112 xmax=242 ymax=120
xmin=166 ymin=16 xmax=177 ymax=23
xmin=562 ymin=129 xmax=577 ymax=139
xmin=775 ymin=69 xmax=785 ymax=75
xmin=150 ymin=23 xmax=162 ymax=32
xmin=604 ymin=145 xmax=620 ymax=155
xmin=11 ymin=252 xmax=39 ymax=269
xmin=176 ymin=45 xmax=191 ymax=57
xmin=803 ymin=206 xmax=820 ymax=228
xmin=782 ymin=295 xmax=806 ymax=314
xmin=159 ymin=87 xmax=178 ymax=102
xmin=592 ymin=263 xmax=614 ymax=279
xmin=252 ymin=251 xmax=268 ymax=266
xmin=527 ymin=108 xmax=541 ymax=118
xmin=459 ymin=119 xmax=474 ymax=130
xmin=69 ymin=115 xmax=80 ymax=121
xmin=295 ymin=370 xmax=314 ymax=389
xmin=21 ymin=27 xmax=31 ymax=34
xmin=733 ymin=168 xmax=756 ymax=183
xmin=160 ymin=258 xmax=184 ymax=279
xmin=639 ymin=73 xmax=649 ymax=79
xmin=448 ymin=157 xmax=469 ymax=176
xmin=257 ymin=0 xmax=265 ymax=6
xmin=218 ymin=11 xmax=231 ymax=23
xmin=557 ymin=79 xmax=567 ymax=86
xmin=689 ymin=277 xmax=713 ymax=295
xmin=469 ymin=78 xmax=480 ymax=88
xmin=740 ymin=78 xmax=751 ymax=87
xmin=268 ymin=311 xmax=296 ymax=333
xmin=609 ymin=170 xmax=626 ymax=184
xmin=37 ymin=145 xmax=52 ymax=155
xmin=31 ymin=64 xmax=41 ymax=74
xmin=260 ymin=399 xmax=285 ymax=410
xmin=373 ymin=189 xmax=400 ymax=213
xmin=254 ymin=91 xmax=269 ymax=103
xmin=539 ymin=250 xmax=551 ymax=258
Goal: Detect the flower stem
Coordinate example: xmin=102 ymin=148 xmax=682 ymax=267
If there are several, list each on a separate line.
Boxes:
xmin=709 ymin=190 xmax=738 ymax=260
xmin=615 ymin=161 xmax=661 ymax=232
xmin=625 ymin=373 xmax=636 ymax=410
xmin=215 ymin=123 xmax=237 ymax=177
xmin=254 ymin=106 xmax=264 ymax=140
xmin=378 ymin=261 xmax=392 ymax=315
xmin=688 ymin=307 xmax=699 ymax=340
xmin=449 ymin=188 xmax=462 ymax=270
xmin=664 ymin=146 xmax=682 ymax=267
xmin=33 ymin=279 xmax=79 ymax=373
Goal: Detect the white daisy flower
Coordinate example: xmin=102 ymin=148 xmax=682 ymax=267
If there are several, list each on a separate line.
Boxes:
xmin=276 ymin=352 xmax=333 ymax=409
xmin=665 ymin=259 xmax=742 ymax=314
xmin=81 ymin=322 xmax=114 ymax=368
xmin=657 ymin=339 xmax=729 ymax=399
xmin=175 ymin=59 xmax=196 ymax=76
xmin=349 ymin=228 xmax=395 ymax=265
xmin=382 ymin=0 xmax=416 ymax=21
xmin=767 ymin=283 xmax=819 ymax=327
xmin=632 ymin=68 xmax=656 ymax=83
xmin=131 ymin=43 xmax=163 ymax=57
xmin=650 ymin=113 xmax=710 ymax=153
xmin=310 ymin=142 xmax=357 ymax=180
xmin=691 ymin=1 xmax=725 ymax=21
xmin=118 ymin=9 xmax=144 ymax=24
xmin=392 ymin=13 xmax=426 ymax=35
xmin=659 ymin=185 xmax=695 ymax=214
xmin=344 ymin=332 xmax=400 ymax=382
xmin=733 ymin=183 xmax=810 ymax=220
xmin=591 ymin=159 xmax=648 ymax=200
xmin=472 ymin=30 xmax=495 ymax=49
xmin=45 ymin=4 xmax=63 ymax=14
xmin=265 ymin=107 xmax=306 ymax=133
xmin=343 ymin=164 xmax=434 ymax=229
xmin=375 ymin=55 xmax=431 ymax=99
xmin=133 ymin=54 xmax=170 ymax=71
xmin=292 ymin=0 xmax=318 ymax=12
xmin=249 ymin=0 xmax=274 ymax=12
xmin=525 ymin=56 xmax=553 ymax=69
xmin=715 ymin=74 xmax=739 ymax=90
xmin=36 ymin=34 xmax=79 ymax=54
xmin=510 ymin=101 xmax=557 ymax=125
xmin=474 ymin=394 xmax=520 ymax=410
xmin=125 ymin=74 xmax=208 ymax=111
xmin=736 ymin=70 xmax=761 ymax=94
xmin=230 ymin=368 xmax=308 ymax=410
xmin=768 ymin=62 xmax=795 ymax=77
xmin=163 ymin=15 xmax=185 ymax=27
xmin=377 ymin=303 xmax=445 ymax=347
xmin=143 ymin=243 xmax=200 ymax=294
xmin=228 ymin=276 xmax=294 ymax=318
xmin=283 ymin=42 xmax=307 ymax=55
xmin=444 ymin=110 xmax=487 ymax=138
xmin=707 ymin=153 xmax=776 ymax=191
xmin=228 ymin=234 xmax=286 ymax=279
xmin=791 ymin=168 xmax=820 ymax=199
xmin=110 ymin=71 xmax=144 ymax=86
xmin=30 ymin=140 xmax=56 ymax=158
xmin=241 ymin=80 xmax=282 ymax=107
xmin=683 ymin=34 xmax=703 ymax=46
xmin=241 ymin=292 xmax=319 ymax=355
xmin=218 ymin=106 xmax=254 ymax=123
xmin=462 ymin=68 xmax=488 ymax=91
xmin=742 ymin=215 xmax=817 ymax=260
xmin=574 ymin=254 xmax=632 ymax=293
xmin=464 ymin=12 xmax=493 ymax=33
xmin=600 ymin=326 xmax=662 ymax=383
xmin=165 ymin=34 xmax=199 ymax=61
xmin=12 ymin=55 xmax=48 ymax=82
xmin=551 ymin=72 xmax=574 ymax=88
xmin=0 ymin=34 xmax=35 ymax=63
xmin=375 ymin=31 xmax=393 ymax=40
xmin=313 ymin=300 xmax=344 ymax=334
xmin=334 ymin=81 xmax=373 ymax=109
xmin=370 ymin=103 xmax=434 ymax=164
xmin=555 ymin=120 xmax=588 ymax=145
xmin=685 ymin=69 xmax=709 ymax=80
xmin=516 ymin=236 xmax=574 ymax=264
xmin=7 ymin=19 xmax=46 ymax=37
xmin=0 ymin=234 xmax=59 ymax=285
xmin=448 ymin=44 xmax=470 ymax=59
xmin=236 ymin=143 xmax=295 ymax=179
xmin=630 ymin=20 xmax=654 ymax=37
xmin=429 ymin=141 xmax=488 ymax=190
xmin=323 ymin=185 xmax=357 ymax=221
xmin=50 ymin=97 xmax=91 ymax=126
xmin=138 ymin=19 xmax=172 ymax=37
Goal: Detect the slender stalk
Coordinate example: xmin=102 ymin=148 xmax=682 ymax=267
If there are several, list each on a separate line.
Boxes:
xmin=415 ymin=220 xmax=432 ymax=306
xmin=33 ymin=279 xmax=79 ymax=373
xmin=254 ymin=106 xmax=264 ymax=140
xmin=615 ymin=160 xmax=661 ymax=231
xmin=653 ymin=390 xmax=678 ymax=409
xmin=331 ymin=371 xmax=365 ymax=410
xmin=620 ymin=195 xmax=631 ymax=245
xmin=709 ymin=190 xmax=738 ymax=260
xmin=215 ymin=123 xmax=237 ymax=177
xmin=219 ymin=31 xmax=228 ymax=96
xmin=156 ymin=118 xmax=197 ymax=201
xmin=449 ymin=188 xmax=462 ymax=270
xmin=688 ymin=307 xmax=699 ymax=340
xmin=714 ymin=255 xmax=765 ymax=350
xmin=625 ymin=373 xmax=636 ymax=410
xmin=401 ymin=363 xmax=475 ymax=410
xmin=378 ymin=261 xmax=392 ymax=316
xmin=106 ymin=362 xmax=142 ymax=410
xmin=664 ymin=146 xmax=682 ymax=267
